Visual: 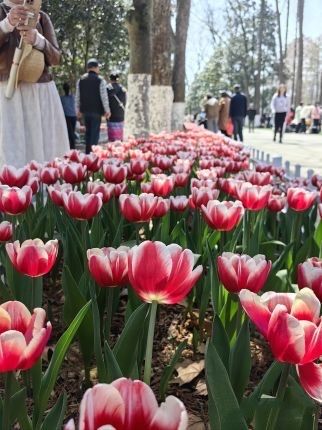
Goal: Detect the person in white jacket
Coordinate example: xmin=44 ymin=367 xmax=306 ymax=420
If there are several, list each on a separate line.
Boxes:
xmin=271 ymin=84 xmax=290 ymax=143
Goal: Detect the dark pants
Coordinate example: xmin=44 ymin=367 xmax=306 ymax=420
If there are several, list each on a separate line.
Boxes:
xmin=232 ymin=116 xmax=244 ymax=142
xmin=248 ymin=119 xmax=255 ymax=132
xmin=84 ymin=113 xmax=101 ymax=154
xmin=65 ymin=116 xmax=76 ymax=149
xmin=274 ymin=112 xmax=287 ymax=142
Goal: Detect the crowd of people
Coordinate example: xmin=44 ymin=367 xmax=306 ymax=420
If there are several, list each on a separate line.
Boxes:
xmin=60 ymin=60 xmax=126 ymax=154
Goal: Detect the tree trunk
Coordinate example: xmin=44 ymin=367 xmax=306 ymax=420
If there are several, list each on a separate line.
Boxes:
xmin=295 ymin=0 xmax=305 ymax=106
xmin=124 ymin=0 xmax=153 ymax=138
xmin=275 ymin=0 xmax=285 ymax=83
xmin=284 ymin=0 xmax=290 ymax=59
xmin=254 ymin=0 xmax=265 ymax=112
xmin=150 ymin=0 xmax=173 ymax=133
xmin=172 ymin=0 xmax=191 ymax=130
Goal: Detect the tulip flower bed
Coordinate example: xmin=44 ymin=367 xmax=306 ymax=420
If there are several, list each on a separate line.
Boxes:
xmin=0 ymin=123 xmax=322 ymax=429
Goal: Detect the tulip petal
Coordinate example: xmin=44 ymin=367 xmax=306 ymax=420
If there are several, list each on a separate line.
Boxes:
xmin=297 ymin=362 xmax=322 ymax=403
xmin=0 ymin=307 xmax=11 ymax=334
xmin=267 ymin=305 xmax=305 ymax=364
xmin=0 ymin=330 xmax=26 ymax=372
xmin=79 ymin=384 xmax=125 ymax=430
xmin=291 ymin=288 xmax=320 ymax=323
xmin=20 ymin=323 xmax=52 ymax=370
xmin=303 ymin=319 xmax=322 ymax=363
xmin=112 ymin=378 xmax=158 ymax=429
xmin=239 ymin=289 xmax=271 ymax=337
xmin=150 ymin=396 xmax=188 ymax=430
xmin=1 ymin=301 xmax=31 ymax=333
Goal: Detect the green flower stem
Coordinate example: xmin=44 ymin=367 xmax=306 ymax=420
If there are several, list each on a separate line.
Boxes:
xmin=104 ymin=288 xmax=114 ymax=341
xmin=224 ymin=292 xmax=232 ymax=329
xmin=135 ymin=223 xmax=140 ymax=245
xmin=266 ymin=363 xmax=291 ymax=430
xmin=2 ymin=371 xmax=14 ymax=430
xmin=236 ymin=300 xmax=243 ymax=335
xmin=242 ymin=210 xmax=249 ymax=253
xmin=290 ymin=211 xmax=303 ymax=250
xmin=143 ymin=300 xmax=158 ymax=385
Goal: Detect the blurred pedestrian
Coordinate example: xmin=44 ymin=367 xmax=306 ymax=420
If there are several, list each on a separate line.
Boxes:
xmin=61 ymin=83 xmax=76 ymax=149
xmin=218 ymin=90 xmax=231 ymax=136
xmin=76 ymin=58 xmax=110 ymax=154
xmin=295 ymin=102 xmax=303 ymax=133
xmin=311 ymin=102 xmax=321 ymax=133
xmin=229 ymin=84 xmax=247 ymax=142
xmin=204 ymin=94 xmax=219 ymax=133
xmin=247 ymin=104 xmax=257 ymax=133
xmin=106 ymin=72 xmax=126 ymax=141
xmin=271 ymin=84 xmax=290 ymax=143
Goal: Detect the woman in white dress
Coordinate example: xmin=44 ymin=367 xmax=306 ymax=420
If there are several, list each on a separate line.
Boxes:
xmin=0 ymin=0 xmax=69 ymax=167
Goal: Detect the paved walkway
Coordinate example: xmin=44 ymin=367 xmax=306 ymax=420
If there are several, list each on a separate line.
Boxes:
xmin=244 ymin=128 xmax=322 ymax=176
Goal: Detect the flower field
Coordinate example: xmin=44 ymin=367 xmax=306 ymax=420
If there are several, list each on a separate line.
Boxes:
xmin=0 ymin=124 xmax=322 ymax=429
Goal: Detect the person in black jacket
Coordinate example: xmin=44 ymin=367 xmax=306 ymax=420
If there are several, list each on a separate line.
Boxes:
xmin=106 ymin=73 xmax=126 ymax=141
xmin=76 ymin=58 xmax=110 ymax=153
xmin=229 ymin=84 xmax=247 ymax=142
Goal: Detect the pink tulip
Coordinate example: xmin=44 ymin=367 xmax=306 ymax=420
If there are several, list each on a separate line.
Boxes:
xmin=59 ymin=163 xmax=87 ymax=184
xmin=243 ymin=171 xmax=271 ymax=186
xmin=87 ymin=181 xmax=114 ymax=204
xmin=150 ymin=174 xmax=175 ymax=197
xmin=62 ymin=191 xmax=103 ymax=220
xmin=201 ymin=200 xmax=244 ymax=231
xmin=128 ymin=241 xmax=202 ymax=304
xmin=81 ymin=154 xmax=102 ymax=172
xmin=153 ymin=198 xmax=170 ymax=218
xmin=236 ymin=182 xmax=271 ymax=211
xmin=239 ymin=288 xmax=322 ymax=402
xmin=267 ymin=194 xmax=287 ymax=212
xmin=189 ymin=187 xmax=220 ymax=209
xmin=0 ymin=165 xmax=30 ymax=188
xmin=298 ymin=257 xmax=322 ymax=301
xmin=0 ymin=221 xmax=13 ymax=242
xmin=130 ymin=158 xmax=149 ymax=175
xmin=6 ymin=239 xmax=58 ymax=277
xmin=170 ymin=196 xmax=189 ymax=212
xmin=0 ymin=301 xmax=51 ymax=372
xmin=119 ymin=193 xmax=158 ymax=222
xmin=48 ymin=183 xmax=73 ymax=207
xmin=287 ymin=188 xmax=316 ymax=212
xmin=103 ymin=163 xmax=127 ymax=184
xmin=0 ymin=185 xmax=32 ymax=215
xmin=114 ymin=182 xmax=128 ymax=198
xmin=154 ymin=155 xmax=173 ymax=170
xmin=218 ymin=252 xmax=271 ymax=293
xmin=87 ymin=246 xmax=129 ymax=287
xmin=40 ymin=167 xmax=59 ymax=185
xmin=65 ymin=378 xmax=188 ymax=430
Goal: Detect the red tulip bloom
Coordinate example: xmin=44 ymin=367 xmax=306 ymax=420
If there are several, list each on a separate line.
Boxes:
xmin=150 ymin=174 xmax=175 ymax=197
xmin=6 ymin=239 xmax=58 ymax=277
xmin=87 ymin=246 xmax=129 ymax=287
xmin=59 ymin=162 xmax=87 ymax=184
xmin=0 ymin=221 xmax=12 ymax=242
xmin=0 ymin=185 xmax=32 ymax=215
xmin=298 ymin=257 xmax=322 ymax=301
xmin=0 ymin=301 xmax=51 ymax=372
xmin=87 ymin=181 xmax=114 ymax=204
xmin=201 ymin=200 xmax=244 ymax=231
xmin=236 ymin=182 xmax=271 ymax=211
xmin=154 ymin=155 xmax=173 ymax=170
xmin=82 ymin=154 xmax=102 ymax=172
xmin=62 ymin=191 xmax=103 ymax=220
xmin=48 ymin=183 xmax=73 ymax=207
xmin=189 ymin=187 xmax=220 ymax=209
xmin=65 ymin=378 xmax=188 ymax=430
xmin=27 ymin=174 xmax=40 ymax=195
xmin=174 ymin=173 xmax=189 ymax=188
xmin=170 ymin=196 xmax=189 ymax=212
xmin=130 ymin=158 xmax=149 ymax=175
xmin=267 ymin=194 xmax=286 ymax=212
xmin=287 ymin=187 xmax=316 ymax=212
xmin=103 ymin=163 xmax=127 ymax=184
xmin=119 ymin=193 xmax=158 ymax=222
xmin=190 ymin=179 xmax=217 ymax=190
xmin=239 ymin=288 xmax=322 ymax=402
xmin=243 ymin=171 xmax=272 ymax=186
xmin=218 ymin=252 xmax=271 ymax=293
xmin=128 ymin=241 xmax=202 ymax=304
xmin=319 ymin=203 xmax=322 ymax=218
xmin=141 ymin=182 xmax=153 ymax=193
xmin=114 ymin=182 xmax=128 ymax=198
xmin=0 ymin=164 xmax=30 ymax=187
xmin=40 ymin=167 xmax=59 ymax=185
xmin=153 ymin=198 xmax=170 ymax=218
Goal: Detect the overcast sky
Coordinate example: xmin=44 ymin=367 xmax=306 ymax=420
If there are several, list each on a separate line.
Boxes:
xmin=186 ymin=0 xmax=322 ymax=85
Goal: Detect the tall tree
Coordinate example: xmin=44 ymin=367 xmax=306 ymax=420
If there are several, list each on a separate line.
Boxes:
xmin=172 ymin=0 xmax=191 ymax=130
xmin=275 ymin=0 xmax=285 ymax=83
xmin=150 ymin=0 xmax=173 ymax=133
xmin=254 ymin=0 xmax=266 ymax=111
xmin=124 ymin=0 xmax=153 ymax=137
xmin=295 ymin=0 xmax=305 ymax=105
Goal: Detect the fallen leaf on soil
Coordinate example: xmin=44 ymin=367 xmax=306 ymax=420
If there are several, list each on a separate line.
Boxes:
xmin=174 ymin=359 xmax=205 ymax=386
xmin=195 ymin=379 xmax=208 ymax=396
xmin=188 ymin=413 xmax=206 ymax=429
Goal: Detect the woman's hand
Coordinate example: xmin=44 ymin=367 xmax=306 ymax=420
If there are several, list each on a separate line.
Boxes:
xmin=19 ymin=28 xmax=37 ymax=45
xmin=7 ymin=5 xmax=29 ymax=27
